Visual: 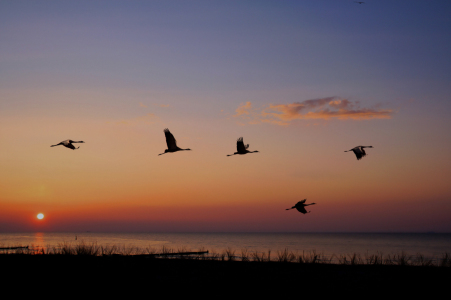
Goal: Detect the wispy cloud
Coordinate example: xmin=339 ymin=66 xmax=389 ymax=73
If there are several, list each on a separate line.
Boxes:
xmin=234 ymin=101 xmax=252 ymax=116
xmin=233 ymin=97 xmax=394 ymax=126
xmin=233 ymin=101 xmax=268 ymax=125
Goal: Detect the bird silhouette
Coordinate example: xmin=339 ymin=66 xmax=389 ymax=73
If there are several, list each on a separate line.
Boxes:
xmin=158 ymin=128 xmax=191 ymax=155
xmin=345 ymin=146 xmax=373 ymax=160
xmin=355 ymin=1 xmax=364 ymax=4
xmin=286 ymin=199 xmax=316 ymax=214
xmin=50 ymin=140 xmax=84 ymax=150
xmin=227 ymin=137 xmax=259 ymax=156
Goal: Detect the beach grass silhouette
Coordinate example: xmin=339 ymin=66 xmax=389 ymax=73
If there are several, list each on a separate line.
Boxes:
xmin=2 ymin=242 xmax=450 ymax=267
xmin=2 ymin=242 xmax=450 ymax=293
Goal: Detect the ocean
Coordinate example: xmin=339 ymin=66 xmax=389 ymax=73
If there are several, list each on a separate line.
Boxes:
xmin=1 ymin=232 xmax=450 ymax=262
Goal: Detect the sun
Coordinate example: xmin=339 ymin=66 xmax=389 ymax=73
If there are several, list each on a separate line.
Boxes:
xmin=37 ymin=213 xmax=44 ymax=220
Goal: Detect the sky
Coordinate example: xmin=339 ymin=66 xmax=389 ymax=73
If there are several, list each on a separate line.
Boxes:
xmin=1 ymin=0 xmax=450 ymax=233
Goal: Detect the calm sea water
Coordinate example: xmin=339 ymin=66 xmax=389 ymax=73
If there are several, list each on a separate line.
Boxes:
xmin=1 ymin=232 xmax=450 ymax=260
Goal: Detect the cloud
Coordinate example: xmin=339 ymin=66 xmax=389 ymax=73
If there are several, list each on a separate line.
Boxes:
xmin=234 ymin=101 xmax=252 ymax=116
xmin=233 ymin=97 xmax=394 ymax=125
xmin=233 ymin=101 xmax=267 ymax=125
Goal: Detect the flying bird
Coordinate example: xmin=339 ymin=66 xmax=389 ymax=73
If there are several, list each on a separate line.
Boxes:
xmin=50 ymin=140 xmax=84 ymax=150
xmin=355 ymin=1 xmax=364 ymax=4
xmin=158 ymin=128 xmax=191 ymax=155
xmin=227 ymin=137 xmax=259 ymax=156
xmin=286 ymin=199 xmax=316 ymax=214
xmin=345 ymin=146 xmax=373 ymax=160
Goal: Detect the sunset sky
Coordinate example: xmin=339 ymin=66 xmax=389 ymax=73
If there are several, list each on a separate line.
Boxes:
xmin=1 ymin=0 xmax=450 ymax=232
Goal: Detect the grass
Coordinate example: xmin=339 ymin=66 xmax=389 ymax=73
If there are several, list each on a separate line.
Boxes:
xmin=1 ymin=242 xmax=450 ymax=267
xmin=2 ymin=243 xmax=449 ymax=294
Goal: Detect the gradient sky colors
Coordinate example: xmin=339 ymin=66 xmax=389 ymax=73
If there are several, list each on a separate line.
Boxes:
xmin=1 ymin=0 xmax=450 ymax=232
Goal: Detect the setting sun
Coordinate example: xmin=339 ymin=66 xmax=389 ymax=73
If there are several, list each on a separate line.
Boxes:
xmin=37 ymin=213 xmax=44 ymax=220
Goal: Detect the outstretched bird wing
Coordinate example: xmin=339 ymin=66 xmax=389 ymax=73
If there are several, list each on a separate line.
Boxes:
xmin=298 ymin=199 xmax=306 ymax=204
xmin=352 ymin=147 xmax=365 ymax=160
xmin=60 ymin=140 xmax=76 ymax=149
xmin=164 ymin=128 xmax=178 ymax=150
xmin=236 ymin=137 xmax=247 ymax=152
xmin=295 ymin=206 xmax=308 ymax=214
xmin=65 ymin=143 xmax=76 ymax=150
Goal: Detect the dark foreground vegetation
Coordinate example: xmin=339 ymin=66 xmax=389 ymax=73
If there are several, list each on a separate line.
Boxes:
xmin=1 ymin=244 xmax=450 ymax=293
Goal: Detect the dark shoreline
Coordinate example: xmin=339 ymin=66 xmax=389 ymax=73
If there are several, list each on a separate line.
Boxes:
xmin=2 ymin=254 xmax=450 ymax=291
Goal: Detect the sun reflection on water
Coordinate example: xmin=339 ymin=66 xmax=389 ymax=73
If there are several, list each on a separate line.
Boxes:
xmin=33 ymin=232 xmax=45 ymax=249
